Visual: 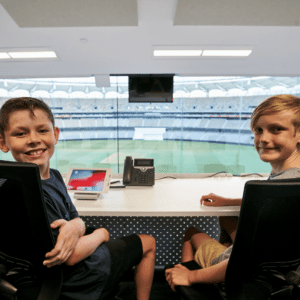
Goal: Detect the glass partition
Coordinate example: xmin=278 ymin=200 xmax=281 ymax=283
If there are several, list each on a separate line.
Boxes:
xmin=0 ymin=76 xmax=299 ymax=175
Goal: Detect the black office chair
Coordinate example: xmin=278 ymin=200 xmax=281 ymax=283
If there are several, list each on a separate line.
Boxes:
xmin=172 ymin=179 xmax=300 ymax=300
xmin=0 ymin=160 xmax=63 ymax=300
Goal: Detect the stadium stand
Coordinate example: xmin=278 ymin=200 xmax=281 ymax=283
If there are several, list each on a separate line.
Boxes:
xmin=95 ymin=118 xmax=104 ymax=127
xmin=54 ymin=118 xmax=64 ymax=128
xmin=240 ymin=119 xmax=251 ymax=130
xmin=223 ymin=119 xmax=243 ymax=130
xmin=0 ymin=95 xmax=256 ymax=146
xmin=160 ymin=118 xmax=176 ymax=127
xmin=63 ymin=118 xmax=80 ymax=128
xmin=80 ymin=118 xmax=97 ymax=128
xmin=55 ymin=112 xmax=254 ymax=145
xmin=206 ymin=119 xmax=226 ymax=129
xmin=128 ymin=118 xmax=144 ymax=127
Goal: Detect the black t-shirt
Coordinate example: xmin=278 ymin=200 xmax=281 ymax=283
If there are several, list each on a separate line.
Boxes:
xmin=42 ymin=169 xmax=111 ymax=300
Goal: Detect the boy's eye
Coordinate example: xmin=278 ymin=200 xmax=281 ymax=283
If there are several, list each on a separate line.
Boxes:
xmin=15 ymin=132 xmax=25 ymax=137
xmin=271 ymin=127 xmax=284 ymax=133
xmin=254 ymin=127 xmax=262 ymax=133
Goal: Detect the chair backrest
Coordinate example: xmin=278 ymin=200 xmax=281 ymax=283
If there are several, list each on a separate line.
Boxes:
xmin=226 ymin=179 xmax=300 ymax=300
xmin=0 ymin=160 xmax=55 ymax=268
xmin=0 ymin=160 xmax=62 ymax=299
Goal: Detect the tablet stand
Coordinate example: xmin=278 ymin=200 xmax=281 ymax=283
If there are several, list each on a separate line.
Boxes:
xmin=73 ymin=192 xmax=100 ymax=200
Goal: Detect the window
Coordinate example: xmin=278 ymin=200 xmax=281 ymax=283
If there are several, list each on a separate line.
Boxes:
xmin=0 ymin=76 xmax=298 ymax=175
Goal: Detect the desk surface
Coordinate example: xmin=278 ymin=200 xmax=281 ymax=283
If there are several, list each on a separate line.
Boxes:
xmin=70 ymin=176 xmax=267 ymax=216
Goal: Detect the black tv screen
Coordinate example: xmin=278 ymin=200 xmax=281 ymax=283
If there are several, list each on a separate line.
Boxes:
xmin=129 ymin=74 xmax=174 ymax=103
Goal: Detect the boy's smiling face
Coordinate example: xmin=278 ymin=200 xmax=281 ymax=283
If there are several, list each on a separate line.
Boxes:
xmin=0 ymin=109 xmax=59 ymax=179
xmin=253 ymin=110 xmax=300 ymax=174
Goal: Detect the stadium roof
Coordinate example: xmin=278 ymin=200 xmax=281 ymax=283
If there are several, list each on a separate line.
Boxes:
xmin=0 ymin=76 xmax=299 ymax=98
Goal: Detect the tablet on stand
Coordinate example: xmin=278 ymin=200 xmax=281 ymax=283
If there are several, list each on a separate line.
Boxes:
xmin=65 ymin=168 xmax=112 ymax=200
xmin=73 ymin=192 xmax=101 ymax=200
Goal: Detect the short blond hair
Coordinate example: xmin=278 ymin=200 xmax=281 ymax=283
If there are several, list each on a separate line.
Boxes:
xmin=250 ymin=94 xmax=300 ymax=132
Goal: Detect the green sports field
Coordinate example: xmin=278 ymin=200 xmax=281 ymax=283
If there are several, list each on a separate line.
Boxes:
xmin=0 ymin=139 xmax=270 ymax=175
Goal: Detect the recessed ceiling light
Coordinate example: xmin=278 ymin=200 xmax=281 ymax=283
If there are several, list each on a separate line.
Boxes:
xmin=202 ymin=50 xmax=252 ymax=57
xmin=153 ymin=50 xmax=202 ymax=57
xmin=8 ymin=51 xmax=57 ymax=59
xmin=0 ymin=53 xmax=10 ymax=59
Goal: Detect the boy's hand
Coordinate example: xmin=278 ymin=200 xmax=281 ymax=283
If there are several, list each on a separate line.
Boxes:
xmin=43 ymin=219 xmax=83 ymax=268
xmin=200 ymin=193 xmax=228 ymax=206
xmin=165 ymin=264 xmax=192 ymax=292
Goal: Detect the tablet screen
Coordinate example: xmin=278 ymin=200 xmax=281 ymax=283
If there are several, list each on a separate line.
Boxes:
xmin=67 ymin=169 xmax=107 ymax=192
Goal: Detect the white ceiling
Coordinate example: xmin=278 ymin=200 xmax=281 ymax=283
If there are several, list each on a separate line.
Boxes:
xmin=0 ymin=0 xmax=300 ymax=79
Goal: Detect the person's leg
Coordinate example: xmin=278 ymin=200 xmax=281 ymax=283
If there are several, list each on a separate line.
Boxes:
xmin=135 ymin=234 xmax=156 ymax=300
xmin=181 ymin=227 xmax=213 ymax=263
xmin=100 ymin=235 xmax=150 ymax=300
xmin=181 ymin=240 xmax=194 ymax=263
xmin=181 ymin=227 xmax=201 ymax=263
xmin=190 ymin=232 xmax=215 ymax=251
xmin=219 ymin=216 xmax=238 ymax=247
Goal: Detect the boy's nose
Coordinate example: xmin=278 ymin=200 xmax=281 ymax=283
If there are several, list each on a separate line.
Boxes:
xmin=27 ymin=132 xmax=41 ymax=144
xmin=260 ymin=131 xmax=271 ymax=142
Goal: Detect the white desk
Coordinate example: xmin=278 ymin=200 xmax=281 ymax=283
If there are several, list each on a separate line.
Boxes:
xmin=70 ymin=176 xmax=268 ymax=217
xmin=69 ymin=175 xmax=268 ymax=266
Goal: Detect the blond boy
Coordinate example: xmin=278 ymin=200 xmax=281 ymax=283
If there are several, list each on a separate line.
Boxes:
xmin=166 ymin=94 xmax=300 ymax=296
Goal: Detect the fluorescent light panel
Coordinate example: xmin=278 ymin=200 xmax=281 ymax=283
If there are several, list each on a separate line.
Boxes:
xmin=0 ymin=53 xmax=10 ymax=59
xmin=8 ymin=51 xmax=57 ymax=58
xmin=153 ymin=49 xmax=252 ymax=57
xmin=154 ymin=50 xmax=202 ymax=57
xmin=0 ymin=51 xmax=57 ymax=59
xmin=202 ymin=50 xmax=252 ymax=57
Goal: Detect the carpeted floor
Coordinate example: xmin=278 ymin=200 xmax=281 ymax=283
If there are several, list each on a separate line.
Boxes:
xmin=118 ymin=281 xmax=181 ymax=300
xmin=117 ymin=268 xmax=181 ymax=300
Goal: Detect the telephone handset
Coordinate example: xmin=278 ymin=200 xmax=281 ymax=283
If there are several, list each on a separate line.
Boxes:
xmin=122 ymin=156 xmax=155 ymax=186
xmin=123 ymin=156 xmax=133 ymax=184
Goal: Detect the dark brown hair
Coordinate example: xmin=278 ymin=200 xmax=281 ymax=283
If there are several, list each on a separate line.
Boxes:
xmin=0 ymin=97 xmax=55 ymax=136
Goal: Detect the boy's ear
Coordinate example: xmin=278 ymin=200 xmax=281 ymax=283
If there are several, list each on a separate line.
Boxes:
xmin=296 ymin=127 xmax=300 ymax=139
xmin=0 ymin=135 xmax=9 ymax=153
xmin=54 ymin=127 xmax=60 ymax=144
xmin=295 ymin=128 xmax=300 ymax=150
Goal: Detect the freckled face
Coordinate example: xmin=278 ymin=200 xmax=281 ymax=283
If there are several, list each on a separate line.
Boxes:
xmin=0 ymin=109 xmax=59 ymax=179
xmin=253 ymin=110 xmax=300 ymax=172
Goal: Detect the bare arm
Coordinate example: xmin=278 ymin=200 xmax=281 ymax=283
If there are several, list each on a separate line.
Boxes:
xmin=189 ymin=259 xmax=228 ymax=284
xmin=65 ymin=228 xmax=109 ymax=266
xmin=165 ymin=259 xmax=229 ymax=292
xmin=201 ymin=193 xmax=242 ymax=206
xmin=44 ymin=217 xmax=85 ymax=268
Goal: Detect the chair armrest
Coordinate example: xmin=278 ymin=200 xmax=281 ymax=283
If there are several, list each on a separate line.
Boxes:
xmin=165 ymin=261 xmax=223 ymax=300
xmin=0 ymin=278 xmax=17 ymax=296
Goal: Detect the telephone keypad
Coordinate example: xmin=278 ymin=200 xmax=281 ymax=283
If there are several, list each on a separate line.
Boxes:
xmin=138 ymin=174 xmax=150 ymax=184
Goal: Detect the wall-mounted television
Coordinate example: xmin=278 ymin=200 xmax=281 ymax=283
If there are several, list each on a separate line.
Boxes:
xmin=129 ymin=74 xmax=174 ymax=103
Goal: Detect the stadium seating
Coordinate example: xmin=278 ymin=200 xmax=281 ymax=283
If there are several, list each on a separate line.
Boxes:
xmin=0 ymin=95 xmax=257 ymax=146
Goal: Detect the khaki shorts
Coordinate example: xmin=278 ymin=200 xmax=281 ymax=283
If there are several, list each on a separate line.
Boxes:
xmin=194 ymin=238 xmax=227 ymax=268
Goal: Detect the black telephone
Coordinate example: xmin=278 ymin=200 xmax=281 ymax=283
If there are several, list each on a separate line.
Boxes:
xmin=123 ymin=156 xmax=155 ymax=186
